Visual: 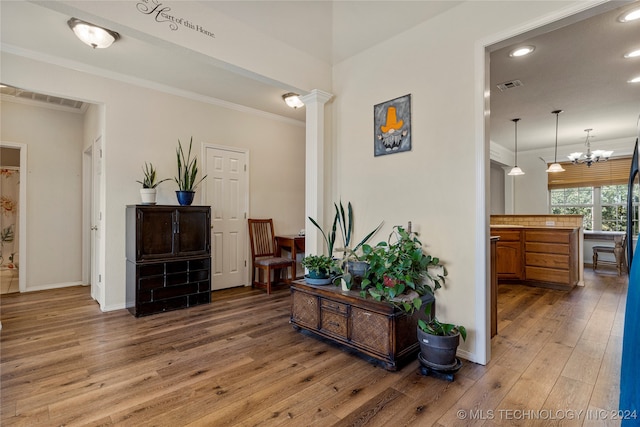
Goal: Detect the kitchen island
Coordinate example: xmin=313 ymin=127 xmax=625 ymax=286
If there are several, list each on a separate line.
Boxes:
xmin=490 ymin=225 xmax=580 ymax=290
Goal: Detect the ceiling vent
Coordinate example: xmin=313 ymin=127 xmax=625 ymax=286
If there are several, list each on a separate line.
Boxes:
xmin=496 ymin=79 xmax=524 ymax=91
xmin=0 ymin=84 xmax=85 ymax=112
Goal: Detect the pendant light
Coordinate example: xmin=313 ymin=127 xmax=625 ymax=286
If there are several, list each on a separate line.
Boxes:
xmin=546 ymin=109 xmax=565 ymax=173
xmin=508 ymin=118 xmax=525 ymax=176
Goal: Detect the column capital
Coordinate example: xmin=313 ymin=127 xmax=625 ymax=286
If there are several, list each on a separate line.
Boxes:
xmin=301 ymin=89 xmax=333 ymax=106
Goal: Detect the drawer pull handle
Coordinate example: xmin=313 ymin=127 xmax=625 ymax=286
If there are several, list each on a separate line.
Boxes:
xmin=327 ymin=321 xmax=341 ymax=327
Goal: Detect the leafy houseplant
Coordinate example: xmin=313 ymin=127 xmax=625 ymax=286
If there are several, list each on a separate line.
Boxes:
xmin=136 ymin=162 xmax=170 ymax=205
xmin=417 ymin=302 xmax=467 ymax=369
xmin=301 ymin=255 xmax=338 ymax=279
xmin=174 ymin=137 xmax=207 ymax=205
xmin=361 ymin=226 xmax=446 ymax=313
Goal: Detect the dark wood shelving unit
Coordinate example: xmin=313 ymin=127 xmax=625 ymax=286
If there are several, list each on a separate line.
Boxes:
xmin=126 ymin=205 xmax=211 ymax=317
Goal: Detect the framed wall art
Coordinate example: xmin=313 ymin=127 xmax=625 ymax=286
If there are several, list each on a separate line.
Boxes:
xmin=374 ymin=94 xmax=411 ymax=156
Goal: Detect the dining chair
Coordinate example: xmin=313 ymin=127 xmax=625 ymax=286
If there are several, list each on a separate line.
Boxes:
xmin=593 ymin=234 xmax=628 ymax=276
xmin=247 ymin=218 xmax=295 ymax=294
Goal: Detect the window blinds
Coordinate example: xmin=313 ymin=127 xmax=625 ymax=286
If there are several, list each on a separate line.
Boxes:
xmin=547 ymin=156 xmax=632 ymax=190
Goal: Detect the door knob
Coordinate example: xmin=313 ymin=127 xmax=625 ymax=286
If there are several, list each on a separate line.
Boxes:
xmin=91 ymin=226 xmax=98 ymax=230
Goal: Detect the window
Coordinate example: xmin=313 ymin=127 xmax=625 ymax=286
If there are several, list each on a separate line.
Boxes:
xmin=547 ymin=156 xmax=638 ymax=236
xmin=550 ymin=187 xmax=593 ymax=230
xmin=550 ymin=183 xmax=639 ymax=235
xmin=601 ymin=184 xmax=628 ymax=231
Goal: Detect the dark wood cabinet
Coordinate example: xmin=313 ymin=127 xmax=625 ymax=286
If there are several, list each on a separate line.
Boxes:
xmin=126 ymin=205 xmax=211 ymax=317
xmin=290 ymin=280 xmax=434 ymax=371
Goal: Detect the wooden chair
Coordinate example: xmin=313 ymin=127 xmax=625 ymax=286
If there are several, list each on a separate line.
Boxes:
xmin=593 ymin=234 xmax=628 ymax=276
xmin=247 ymin=219 xmax=295 ymax=294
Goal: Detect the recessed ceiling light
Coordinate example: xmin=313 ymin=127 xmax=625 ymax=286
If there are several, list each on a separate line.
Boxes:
xmin=509 ymin=46 xmax=535 ymax=57
xmin=618 ymin=8 xmax=640 ymax=22
xmin=628 ymin=76 xmax=640 ymax=83
xmin=624 ymin=49 xmax=640 ymax=59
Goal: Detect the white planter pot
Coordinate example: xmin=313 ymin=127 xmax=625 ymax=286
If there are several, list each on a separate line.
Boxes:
xmin=139 ymin=188 xmax=157 ymax=205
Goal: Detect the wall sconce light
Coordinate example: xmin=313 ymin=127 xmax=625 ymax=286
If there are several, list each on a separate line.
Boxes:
xmin=282 ymin=92 xmax=304 ymax=109
xmin=508 ymin=118 xmax=525 ymax=176
xmin=67 ymin=17 xmax=120 ymax=49
xmin=546 ymin=109 xmax=565 ymax=173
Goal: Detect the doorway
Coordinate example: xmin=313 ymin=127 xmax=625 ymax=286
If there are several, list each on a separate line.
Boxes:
xmin=482 ymin=2 xmax=622 ymax=362
xmin=0 ymin=143 xmax=26 ymax=294
xmin=203 ymin=144 xmax=249 ymax=290
xmin=83 ymin=136 xmax=104 ymax=305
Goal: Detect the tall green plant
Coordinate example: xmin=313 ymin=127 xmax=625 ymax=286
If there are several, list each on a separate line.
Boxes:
xmin=335 ymin=201 xmax=382 ymax=260
xmin=308 ymin=201 xmax=382 ymax=259
xmin=174 ymin=137 xmax=207 ymax=191
xmin=308 ymin=213 xmax=338 ymax=257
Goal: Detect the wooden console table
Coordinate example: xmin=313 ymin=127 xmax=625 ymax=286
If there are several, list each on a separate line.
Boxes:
xmin=290 ymin=280 xmax=434 ymax=371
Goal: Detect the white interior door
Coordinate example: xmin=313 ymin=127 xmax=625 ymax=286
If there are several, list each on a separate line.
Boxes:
xmin=91 ymin=137 xmax=103 ymax=304
xmin=204 ymin=145 xmax=248 ymax=290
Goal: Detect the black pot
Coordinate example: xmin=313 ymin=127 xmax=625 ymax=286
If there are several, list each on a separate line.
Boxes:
xmin=176 ymin=190 xmax=195 ymax=206
xmin=417 ymin=327 xmax=460 ymax=370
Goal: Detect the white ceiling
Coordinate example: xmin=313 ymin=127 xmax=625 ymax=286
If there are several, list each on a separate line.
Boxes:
xmin=1 ymin=1 xmax=639 ymax=155
xmin=489 ymin=1 xmax=640 ymax=155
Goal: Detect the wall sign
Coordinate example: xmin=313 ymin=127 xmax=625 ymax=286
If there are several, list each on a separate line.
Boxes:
xmin=374 ymin=94 xmax=411 ymax=156
xmin=136 ymin=0 xmax=215 ymax=38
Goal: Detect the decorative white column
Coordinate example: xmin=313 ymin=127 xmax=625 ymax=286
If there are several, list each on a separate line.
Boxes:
xmin=300 ymin=89 xmax=333 ymax=256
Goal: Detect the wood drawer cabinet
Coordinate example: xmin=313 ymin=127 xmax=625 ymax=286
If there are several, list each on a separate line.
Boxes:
xmin=524 ymin=229 xmax=578 ymax=289
xmin=126 ymin=205 xmax=212 ymax=317
xmin=491 ymin=229 xmax=523 ymax=280
xmin=290 ymin=280 xmax=434 ymax=371
xmin=491 ymin=226 xmax=579 ymax=290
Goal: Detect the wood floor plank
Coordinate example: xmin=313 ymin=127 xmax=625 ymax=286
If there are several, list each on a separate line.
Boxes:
xmin=0 ymin=269 xmax=627 ymax=426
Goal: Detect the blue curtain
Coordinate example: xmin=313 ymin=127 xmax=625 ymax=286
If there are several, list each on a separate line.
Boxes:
xmin=621 ymin=239 xmax=639 ymax=425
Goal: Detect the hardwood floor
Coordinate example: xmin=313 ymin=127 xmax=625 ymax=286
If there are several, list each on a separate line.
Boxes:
xmin=0 ymin=270 xmax=627 ymax=426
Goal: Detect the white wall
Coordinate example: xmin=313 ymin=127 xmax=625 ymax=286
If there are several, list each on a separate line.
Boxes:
xmin=0 ymin=101 xmax=84 ymax=290
xmin=1 ymin=53 xmax=306 ymax=310
xmin=331 ymin=1 xmax=590 ymax=364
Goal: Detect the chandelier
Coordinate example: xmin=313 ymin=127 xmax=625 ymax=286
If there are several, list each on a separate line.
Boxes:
xmin=567 ymin=129 xmax=613 ymax=167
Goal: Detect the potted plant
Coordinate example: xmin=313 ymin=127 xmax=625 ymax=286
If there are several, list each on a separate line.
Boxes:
xmin=174 ymin=137 xmax=207 ymax=206
xmin=301 ymin=254 xmax=339 ymax=285
xmin=360 ymin=225 xmax=466 ymax=373
xmin=136 ymin=162 xmax=170 ymax=205
xmin=360 ymin=225 xmax=445 ymax=312
xmin=308 ymin=201 xmax=382 ymax=289
xmin=417 ymin=302 xmax=467 ymax=370
xmin=334 ymin=201 xmax=382 ymax=289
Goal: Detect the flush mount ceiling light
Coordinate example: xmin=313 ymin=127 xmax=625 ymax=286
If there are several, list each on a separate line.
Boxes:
xmin=618 ymin=7 xmax=640 ymax=22
xmin=509 ymin=45 xmax=535 ymax=57
xmin=568 ymin=128 xmax=613 ymax=167
xmin=628 ymin=76 xmax=640 ymax=83
xmin=282 ymin=92 xmax=304 ymax=109
xmin=546 ymin=110 xmax=565 ymax=173
xmin=508 ymin=118 xmax=525 ymax=176
xmin=67 ymin=17 xmax=119 ymax=49
xmin=624 ymin=49 xmax=640 ymax=59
